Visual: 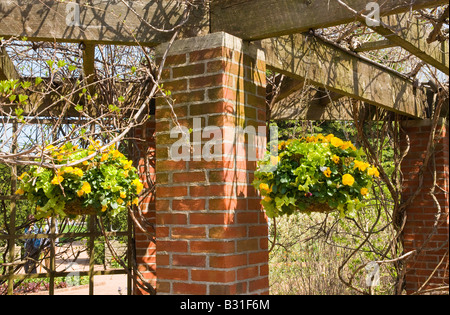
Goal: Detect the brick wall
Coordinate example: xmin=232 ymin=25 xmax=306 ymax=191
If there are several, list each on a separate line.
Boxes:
xmin=148 ymin=32 xmax=269 ymax=295
xmin=401 ymin=119 xmax=449 ymax=294
xmin=132 ymin=117 xmax=157 ymax=294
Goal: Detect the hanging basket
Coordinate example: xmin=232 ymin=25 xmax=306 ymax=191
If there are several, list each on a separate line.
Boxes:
xmin=64 ymin=199 xmax=97 ymax=216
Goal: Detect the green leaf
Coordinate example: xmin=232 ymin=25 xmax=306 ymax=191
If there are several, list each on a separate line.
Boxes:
xmin=14 ymin=108 xmax=23 ymax=116
xmin=35 ymin=77 xmax=43 ymax=86
xmin=18 ymin=94 xmax=28 ymax=103
xmin=21 ymin=81 xmax=32 ymax=89
xmin=46 ymin=60 xmax=54 ymax=69
xmin=57 ymin=60 xmax=67 ymax=68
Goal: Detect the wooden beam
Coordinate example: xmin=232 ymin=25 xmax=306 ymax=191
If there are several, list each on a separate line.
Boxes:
xmin=271 ymin=88 xmax=389 ymax=121
xmin=354 ymin=40 xmax=395 ymax=52
xmin=263 ymin=34 xmax=427 ymax=118
xmin=211 ymin=0 xmax=448 ymax=41
xmin=368 ymin=14 xmax=449 ymax=74
xmin=270 ymin=87 xmax=355 ymax=121
xmin=267 ymin=76 xmax=305 ymax=103
xmin=0 ymin=47 xmax=20 ymax=80
xmin=0 ymin=0 xmax=208 ymax=46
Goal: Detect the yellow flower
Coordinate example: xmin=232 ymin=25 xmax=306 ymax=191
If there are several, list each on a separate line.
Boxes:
xmin=367 ymin=166 xmax=380 ymax=177
xmin=51 ymin=175 xmax=64 ymax=185
xmin=340 ymin=141 xmax=352 ymax=150
xmin=101 ymin=153 xmax=109 ymax=162
xmin=44 ymin=145 xmax=56 ymax=152
xmin=132 ymin=178 xmax=144 ymax=194
xmin=270 ymin=155 xmax=280 ymax=165
xmin=342 ymin=174 xmax=355 ymax=186
xmin=77 ymin=189 xmax=84 ymax=197
xmin=323 ymin=167 xmax=331 ymax=178
xmin=332 ymin=155 xmax=340 ymax=164
xmin=263 ymin=196 xmax=272 ymax=202
xmin=120 ymin=191 xmax=127 ymax=199
xmin=18 ymin=172 xmax=28 ymax=180
xmin=122 ymin=160 xmax=133 ymax=170
xmin=316 ymin=134 xmax=325 ymax=142
xmin=82 ymin=161 xmax=89 ymax=166
xmin=64 ymin=166 xmax=74 ymax=174
xmin=354 ymin=160 xmax=369 ymax=172
xmin=123 ymin=170 xmax=129 ymax=178
xmin=330 ymin=137 xmax=344 ymax=148
xmin=132 ymin=198 xmax=139 ymax=205
xmin=72 ymin=168 xmax=84 ymax=177
xmin=101 ymin=205 xmax=108 ymax=212
xmin=259 ymin=183 xmax=270 ymax=191
xmin=360 ymin=187 xmax=369 ymax=196
xmin=81 ymin=182 xmax=91 ymax=194
xmin=117 ymin=198 xmax=124 ymax=205
xmin=15 ymin=188 xmax=25 ymax=195
xmin=111 ymin=150 xmax=123 ymax=159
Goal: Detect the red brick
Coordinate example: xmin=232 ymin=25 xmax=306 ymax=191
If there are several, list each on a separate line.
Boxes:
xmin=156 ymin=213 xmax=187 ymax=225
xmin=157 ymin=268 xmax=189 ymax=281
xmin=173 ymin=282 xmax=207 ymax=295
xmin=156 ymin=186 xmax=188 ymax=198
xmin=172 ymin=199 xmax=206 ymax=211
xmin=209 ymin=226 xmax=247 ymax=239
xmin=190 ymin=240 xmax=236 ymax=254
xmin=191 ymin=269 xmax=235 ymax=283
xmin=190 ymin=213 xmax=235 ymax=225
xmin=172 ymin=226 xmax=206 ymax=239
xmin=173 ymin=254 xmax=206 ymax=267
xmin=172 ymin=63 xmax=205 ymax=78
xmin=173 ymin=171 xmax=206 ymax=183
xmin=210 ymin=254 xmax=248 ymax=268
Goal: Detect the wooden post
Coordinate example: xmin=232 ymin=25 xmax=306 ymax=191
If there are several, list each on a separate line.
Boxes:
xmin=6 ymin=122 xmax=18 ymax=295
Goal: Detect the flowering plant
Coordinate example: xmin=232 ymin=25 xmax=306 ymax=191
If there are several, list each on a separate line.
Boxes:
xmin=16 ymin=141 xmax=143 ymax=219
xmin=253 ymin=134 xmax=379 ymax=218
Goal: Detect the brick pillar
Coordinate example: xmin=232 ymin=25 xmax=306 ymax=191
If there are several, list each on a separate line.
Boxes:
xmin=401 ymin=119 xmax=449 ymax=294
xmin=153 ymin=32 xmax=269 ymax=295
xmin=133 ymin=117 xmax=157 ymax=295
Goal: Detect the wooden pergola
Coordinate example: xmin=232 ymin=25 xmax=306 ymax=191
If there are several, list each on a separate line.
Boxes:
xmin=1 ymin=0 xmax=449 ymax=296
xmin=1 ymin=0 xmax=448 ymax=119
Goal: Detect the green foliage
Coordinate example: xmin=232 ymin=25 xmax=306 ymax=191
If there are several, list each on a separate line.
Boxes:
xmin=254 ymin=134 xmax=379 ymax=218
xmin=16 ymin=141 xmax=143 ymax=219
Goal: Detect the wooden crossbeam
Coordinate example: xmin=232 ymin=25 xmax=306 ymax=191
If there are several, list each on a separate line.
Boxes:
xmin=0 ymin=0 xmax=208 ymax=46
xmin=368 ymin=14 xmax=449 ymax=74
xmin=211 ymin=0 xmax=448 ymax=41
xmin=0 ymin=47 xmax=20 ymax=80
xmin=355 ymin=40 xmax=395 ymax=52
xmin=271 ymin=88 xmax=352 ymax=121
xmin=263 ymin=34 xmax=427 ymax=119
